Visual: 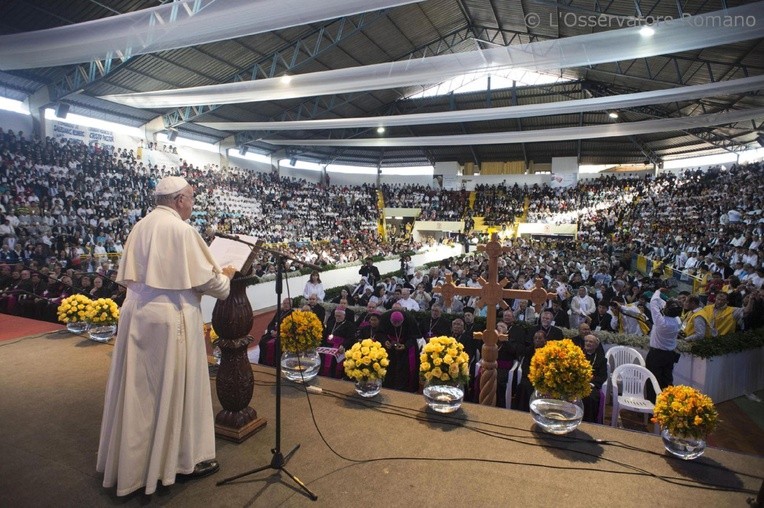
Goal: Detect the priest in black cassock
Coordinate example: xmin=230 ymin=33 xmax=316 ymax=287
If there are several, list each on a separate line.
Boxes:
xmin=305 ymin=293 xmax=325 ymax=324
xmin=356 ymin=310 xmax=384 ymax=342
xmin=549 ymin=298 xmax=570 ymax=329
xmin=581 ymin=333 xmax=607 ymax=423
xmin=533 ymin=309 xmax=564 ymax=342
xmin=319 ymin=306 xmax=357 ymax=378
xmin=418 ymin=303 xmax=451 ymax=340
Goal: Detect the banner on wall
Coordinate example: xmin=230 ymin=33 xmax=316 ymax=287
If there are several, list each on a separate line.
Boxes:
xmin=549 ymin=172 xmax=578 ymax=189
xmin=516 ymin=223 xmax=578 ymax=236
xmin=50 ymin=120 xmax=115 ymax=150
xmin=442 ymin=175 xmax=462 ymax=190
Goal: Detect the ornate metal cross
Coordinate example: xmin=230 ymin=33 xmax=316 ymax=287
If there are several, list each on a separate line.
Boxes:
xmin=434 ymin=233 xmax=556 ymax=406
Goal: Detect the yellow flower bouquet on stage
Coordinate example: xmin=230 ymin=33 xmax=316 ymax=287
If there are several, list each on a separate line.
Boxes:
xmin=57 ymin=294 xmax=93 ymax=334
xmin=85 ymin=297 xmax=120 ymax=343
xmin=344 ymin=339 xmax=389 ymax=381
xmin=528 ymin=339 xmax=592 ymax=434
xmin=86 ymin=298 xmax=120 ymax=326
xmin=345 ymin=339 xmax=389 ymax=397
xmin=419 ymin=336 xmax=470 ymax=413
xmin=57 ymin=294 xmax=93 ymax=324
xmin=279 ymin=309 xmax=323 ymax=382
xmin=279 ymin=309 xmax=323 ymax=353
xmin=652 ymin=385 xmax=719 ymax=459
xmin=419 ymin=336 xmax=470 ymax=385
xmin=528 ymin=338 xmax=593 ymax=400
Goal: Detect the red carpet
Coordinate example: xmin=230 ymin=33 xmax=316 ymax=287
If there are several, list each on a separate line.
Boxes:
xmin=0 ymin=310 xmax=273 ymax=346
xmin=0 ymin=314 xmax=63 ymax=341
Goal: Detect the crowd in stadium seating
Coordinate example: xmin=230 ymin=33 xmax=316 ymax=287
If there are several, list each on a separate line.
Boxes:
xmin=471 ymin=182 xmax=525 ymax=226
xmin=2 ymin=127 xmax=764 ymax=344
xmin=381 ymin=183 xmax=470 ymax=221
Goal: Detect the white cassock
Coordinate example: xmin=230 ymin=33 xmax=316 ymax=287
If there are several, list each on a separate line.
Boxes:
xmin=97 ymin=206 xmax=230 ymax=496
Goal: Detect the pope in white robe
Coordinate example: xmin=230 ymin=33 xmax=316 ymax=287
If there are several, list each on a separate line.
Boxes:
xmin=97 ymin=176 xmax=235 ymax=496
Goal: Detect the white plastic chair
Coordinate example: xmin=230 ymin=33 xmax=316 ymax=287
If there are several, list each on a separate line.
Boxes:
xmin=604 ymin=346 xmax=645 ymax=403
xmin=610 ymin=364 xmax=661 ymax=433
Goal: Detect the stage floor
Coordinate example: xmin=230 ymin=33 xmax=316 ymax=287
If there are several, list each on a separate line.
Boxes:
xmin=0 ymin=328 xmax=762 ymax=507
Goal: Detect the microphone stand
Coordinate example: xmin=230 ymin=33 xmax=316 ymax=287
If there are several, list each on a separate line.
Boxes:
xmin=216 ymin=238 xmax=319 ymax=501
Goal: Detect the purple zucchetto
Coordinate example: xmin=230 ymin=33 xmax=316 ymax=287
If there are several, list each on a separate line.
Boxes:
xmin=390 ymin=311 xmax=404 ymax=326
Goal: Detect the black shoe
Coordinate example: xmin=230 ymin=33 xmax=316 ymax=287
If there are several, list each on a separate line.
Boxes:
xmin=177 ymin=460 xmax=220 ymax=481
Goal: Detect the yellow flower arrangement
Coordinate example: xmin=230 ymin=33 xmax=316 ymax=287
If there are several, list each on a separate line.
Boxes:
xmin=651 ymin=385 xmax=719 ymax=440
xmin=204 ymin=323 xmax=220 ymax=345
xmin=344 ymin=339 xmax=389 ymax=381
xmin=419 ymin=336 xmax=470 ymax=385
xmin=528 ymin=339 xmax=592 ymax=400
xmin=279 ymin=309 xmax=323 ymax=353
xmin=57 ymin=294 xmax=93 ymax=324
xmin=85 ymin=298 xmax=120 ymax=325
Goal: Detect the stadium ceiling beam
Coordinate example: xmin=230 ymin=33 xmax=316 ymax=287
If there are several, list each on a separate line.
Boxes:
xmin=590 ymin=82 xmax=752 ymax=156
xmin=587 ymin=53 xmax=758 ymax=87
xmin=48 ymin=54 xmax=134 ymax=103
xmin=48 ymin=0 xmax=214 ymax=103
xmin=162 ymin=10 xmax=389 ymax=129
xmin=239 ymin=77 xmax=586 ymax=162
xmin=258 ymin=24 xmax=551 ymax=128
xmin=627 ymin=135 xmax=661 ymax=166
xmin=690 ymin=129 xmax=755 ymax=154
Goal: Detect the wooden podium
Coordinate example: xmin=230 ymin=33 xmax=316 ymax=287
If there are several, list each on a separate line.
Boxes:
xmin=211 ymin=272 xmax=267 ymax=442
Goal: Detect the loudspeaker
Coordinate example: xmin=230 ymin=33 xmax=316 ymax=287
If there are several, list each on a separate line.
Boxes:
xmin=167 ymin=130 xmax=178 ymax=142
xmin=239 ymin=146 xmax=248 ymax=156
xmin=55 ymin=103 xmax=70 ymax=119
xmin=289 ymin=157 xmax=297 ymax=166
xmin=756 ymin=134 xmax=764 ymax=148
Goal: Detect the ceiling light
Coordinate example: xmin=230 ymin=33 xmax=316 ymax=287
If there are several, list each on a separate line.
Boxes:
xmin=640 ymin=25 xmax=655 ymax=37
xmin=608 ymin=111 xmax=619 ymax=119
xmin=281 ymin=75 xmax=292 ymax=84
xmin=377 ymin=126 xmax=385 ymax=134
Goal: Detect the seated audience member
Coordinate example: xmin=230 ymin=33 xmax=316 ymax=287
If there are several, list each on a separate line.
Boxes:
xmin=356 ymin=310 xmax=384 ymax=342
xmin=397 ymin=287 xmax=420 ymax=311
xmin=516 ymin=330 xmax=549 ymax=412
xmin=549 ymin=298 xmax=570 ymax=329
xmin=259 ymin=298 xmax=293 ymax=367
xmin=89 ymin=276 xmax=112 ymax=299
xmin=418 ymin=303 xmax=451 ymax=340
xmin=305 ymin=293 xmax=325 ymax=324
xmin=533 ymin=309 xmax=564 ymax=342
xmin=569 ymin=322 xmax=592 ymax=350
xmin=514 ymin=299 xmax=537 ymax=325
xmin=587 ymin=301 xmax=616 ymax=332
xmin=581 ymin=334 xmax=607 ymax=423
xmin=451 ymin=317 xmax=479 ymax=399
xmin=319 ymin=306 xmax=356 ymax=378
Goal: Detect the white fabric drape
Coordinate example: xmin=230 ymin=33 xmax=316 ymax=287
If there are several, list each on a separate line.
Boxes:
xmin=199 ymin=75 xmax=764 ymax=131
xmin=0 ymin=0 xmax=422 ymax=70
xmin=261 ymin=107 xmax=764 ymax=147
xmin=101 ymin=3 xmax=764 ymax=108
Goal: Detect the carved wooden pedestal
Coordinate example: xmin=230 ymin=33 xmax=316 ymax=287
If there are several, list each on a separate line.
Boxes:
xmin=211 ymin=275 xmax=266 ymax=443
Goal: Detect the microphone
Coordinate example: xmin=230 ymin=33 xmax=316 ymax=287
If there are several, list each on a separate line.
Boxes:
xmin=214 ymin=232 xmax=241 ymax=241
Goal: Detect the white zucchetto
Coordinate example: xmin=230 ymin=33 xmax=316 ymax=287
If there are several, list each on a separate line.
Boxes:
xmin=154 ymin=176 xmax=189 ymax=196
